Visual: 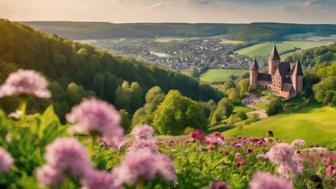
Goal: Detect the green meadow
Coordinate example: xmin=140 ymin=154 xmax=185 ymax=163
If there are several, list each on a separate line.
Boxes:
xmin=200 ymin=69 xmax=249 ymax=82
xmin=235 ymin=41 xmax=332 ymax=57
xmin=224 ymin=104 xmax=336 ymax=147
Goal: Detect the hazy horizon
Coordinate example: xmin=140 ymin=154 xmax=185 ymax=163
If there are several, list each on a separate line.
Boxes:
xmin=1 ymin=0 xmax=336 ymax=24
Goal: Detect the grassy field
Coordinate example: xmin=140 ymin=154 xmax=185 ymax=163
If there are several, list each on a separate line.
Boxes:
xmin=224 ymin=104 xmax=336 ymax=147
xmin=200 ymin=69 xmax=248 ymax=82
xmin=154 ymin=37 xmax=185 ymax=43
xmin=220 ymin=38 xmax=245 ymax=45
xmin=235 ymin=41 xmax=332 ymax=57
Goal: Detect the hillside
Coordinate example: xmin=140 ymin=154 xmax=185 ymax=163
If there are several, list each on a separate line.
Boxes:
xmin=0 ymin=19 xmax=223 ymax=117
xmin=287 ymin=42 xmax=336 ymax=68
xmin=224 ymin=104 xmax=336 ymax=147
xmin=24 ymin=21 xmax=336 ymax=41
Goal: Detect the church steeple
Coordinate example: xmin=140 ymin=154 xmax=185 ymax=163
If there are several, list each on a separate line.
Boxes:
xmin=270 ymin=45 xmax=281 ymax=60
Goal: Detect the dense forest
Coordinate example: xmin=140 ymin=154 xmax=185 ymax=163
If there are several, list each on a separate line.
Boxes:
xmin=25 ymin=21 xmax=336 ymax=41
xmin=0 ymin=19 xmax=223 ymax=125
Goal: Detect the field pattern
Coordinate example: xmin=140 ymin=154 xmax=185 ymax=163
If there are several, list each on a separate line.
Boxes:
xmin=200 ymin=69 xmax=249 ymax=82
xmin=235 ymin=41 xmax=332 ymax=57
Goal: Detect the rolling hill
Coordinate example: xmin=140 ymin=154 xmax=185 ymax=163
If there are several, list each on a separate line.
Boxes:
xmin=24 ymin=21 xmax=336 ymax=41
xmin=224 ymin=104 xmax=336 ymax=147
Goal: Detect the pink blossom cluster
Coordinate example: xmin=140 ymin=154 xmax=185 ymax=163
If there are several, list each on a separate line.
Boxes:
xmin=113 ymin=150 xmax=177 ymax=185
xmin=37 ymin=138 xmax=123 ymax=188
xmin=131 ymin=124 xmax=154 ymax=140
xmin=0 ymin=147 xmax=14 ymax=173
xmin=190 ymin=130 xmax=206 ymax=141
xmin=205 ymin=132 xmax=225 ymax=145
xmin=0 ymin=69 xmax=51 ymax=98
xmin=266 ymin=143 xmax=303 ymax=179
xmin=66 ymin=98 xmax=125 ymax=151
xmin=249 ymin=172 xmax=294 ymax=189
xmin=36 ymin=138 xmax=93 ymax=187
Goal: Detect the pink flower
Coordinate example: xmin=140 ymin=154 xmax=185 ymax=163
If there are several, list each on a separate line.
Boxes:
xmin=205 ymin=132 xmax=224 ymax=145
xmin=66 ymin=98 xmax=124 ymax=150
xmin=234 ymin=152 xmax=245 ymax=167
xmin=266 ymin=143 xmax=303 ymax=178
xmin=209 ymin=181 xmax=228 ymax=189
xmin=0 ymin=69 xmax=51 ymax=98
xmin=249 ymin=172 xmax=294 ymax=189
xmin=291 ymin=139 xmax=305 ymax=147
xmin=0 ymin=147 xmax=13 ymax=173
xmin=128 ymin=139 xmax=158 ymax=153
xmin=131 ymin=124 xmax=154 ymax=140
xmin=36 ymin=165 xmax=64 ymax=187
xmin=44 ymin=138 xmax=92 ymax=178
xmin=81 ymin=170 xmax=121 ymax=189
xmin=190 ymin=130 xmax=206 ymax=141
xmin=113 ymin=150 xmax=176 ymax=185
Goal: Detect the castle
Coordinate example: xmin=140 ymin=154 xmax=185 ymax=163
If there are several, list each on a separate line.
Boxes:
xmin=249 ymin=45 xmax=303 ymax=99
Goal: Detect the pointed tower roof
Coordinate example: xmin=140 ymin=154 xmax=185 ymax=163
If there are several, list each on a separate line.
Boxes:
xmin=270 ymin=45 xmax=281 ymax=60
xmin=250 ymin=58 xmax=259 ymax=70
xmin=292 ymin=59 xmax=303 ymax=75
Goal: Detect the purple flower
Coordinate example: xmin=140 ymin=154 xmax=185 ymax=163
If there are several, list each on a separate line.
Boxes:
xmin=249 ymin=172 xmax=294 ymax=189
xmin=0 ymin=69 xmax=51 ymax=98
xmin=128 ymin=139 xmax=158 ymax=153
xmin=291 ymin=139 xmax=305 ymax=147
xmin=209 ymin=181 xmax=228 ymax=189
xmin=131 ymin=124 xmax=154 ymax=140
xmin=0 ymin=147 xmax=13 ymax=173
xmin=36 ymin=165 xmax=64 ymax=187
xmin=44 ymin=138 xmax=92 ymax=178
xmin=266 ymin=143 xmax=303 ymax=178
xmin=66 ymin=98 xmax=124 ymax=149
xmin=113 ymin=150 xmax=176 ymax=185
xmin=81 ymin=170 xmax=122 ymax=189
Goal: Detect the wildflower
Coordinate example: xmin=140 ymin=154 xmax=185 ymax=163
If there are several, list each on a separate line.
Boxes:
xmin=266 ymin=143 xmax=303 ymax=178
xmin=0 ymin=147 xmax=13 ymax=173
xmin=209 ymin=181 xmax=228 ymax=189
xmin=247 ymin=148 xmax=253 ymax=154
xmin=128 ymin=139 xmax=158 ymax=153
xmin=81 ymin=170 xmax=121 ymax=189
xmin=234 ymin=152 xmax=245 ymax=167
xmin=205 ymin=132 xmax=224 ymax=145
xmin=0 ymin=69 xmax=51 ymax=98
xmin=190 ymin=130 xmax=206 ymax=141
xmin=66 ymin=98 xmax=124 ymax=149
xmin=249 ymin=172 xmax=294 ymax=189
xmin=131 ymin=124 xmax=154 ymax=140
xmin=113 ymin=150 xmax=176 ymax=185
xmin=44 ymin=138 xmax=92 ymax=178
xmin=36 ymin=165 xmax=64 ymax=187
xmin=291 ymin=139 xmax=305 ymax=147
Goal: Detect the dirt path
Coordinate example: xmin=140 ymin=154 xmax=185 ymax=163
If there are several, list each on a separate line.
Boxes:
xmin=242 ymin=93 xmax=268 ymax=119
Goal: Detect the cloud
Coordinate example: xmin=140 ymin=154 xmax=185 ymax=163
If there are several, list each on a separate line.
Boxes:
xmin=282 ymin=0 xmax=318 ymax=9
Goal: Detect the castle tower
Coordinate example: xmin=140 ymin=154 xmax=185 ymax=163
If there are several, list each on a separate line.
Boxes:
xmin=250 ymin=58 xmax=259 ymax=88
xmin=291 ymin=59 xmax=304 ymax=93
xmin=269 ymin=45 xmax=281 ymax=74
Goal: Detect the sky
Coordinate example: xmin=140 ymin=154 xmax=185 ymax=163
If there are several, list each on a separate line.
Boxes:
xmin=1 ymin=0 xmax=336 ymax=24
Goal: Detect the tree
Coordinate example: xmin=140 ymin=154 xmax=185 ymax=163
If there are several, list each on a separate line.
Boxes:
xmin=228 ymin=88 xmax=241 ymax=104
xmin=266 ymin=97 xmax=284 ymax=116
xmin=120 ymin=109 xmax=131 ymax=132
xmin=153 ymin=90 xmax=207 ymax=135
xmin=114 ymin=81 xmax=144 ymax=113
xmin=132 ymin=86 xmax=165 ymax=126
xmin=191 ymin=67 xmax=200 ymax=78
xmin=313 ymin=76 xmax=336 ymax=106
xmin=210 ymin=98 xmax=233 ymax=126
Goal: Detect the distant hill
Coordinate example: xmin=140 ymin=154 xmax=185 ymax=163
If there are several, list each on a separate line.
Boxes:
xmin=0 ymin=19 xmax=223 ymax=117
xmin=24 ymin=21 xmax=336 ymax=41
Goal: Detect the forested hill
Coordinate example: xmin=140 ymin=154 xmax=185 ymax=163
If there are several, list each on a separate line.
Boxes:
xmin=24 ymin=21 xmax=336 ymax=41
xmin=287 ymin=43 xmax=336 ymax=68
xmin=0 ymin=19 xmax=223 ymax=118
